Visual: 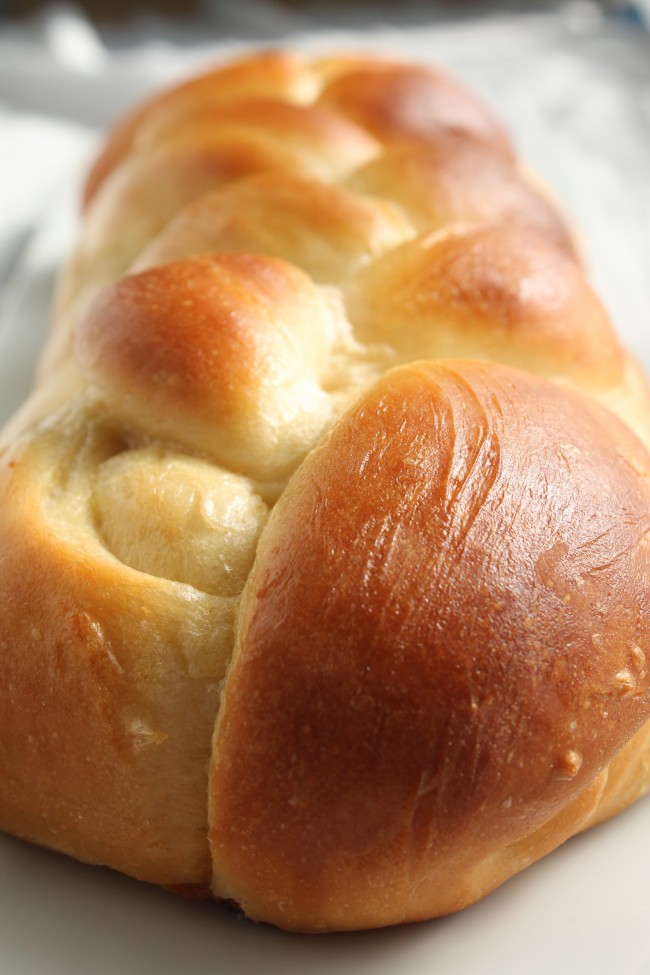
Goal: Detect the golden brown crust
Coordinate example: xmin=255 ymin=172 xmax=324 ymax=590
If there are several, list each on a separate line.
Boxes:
xmin=345 ymin=223 xmax=624 ymax=390
xmin=133 ymin=172 xmax=410 ymax=283
xmin=317 ymin=61 xmax=514 ymax=159
xmin=209 ymin=361 xmax=650 ymax=930
xmin=348 ymin=139 xmax=577 ymax=254
xmin=1 ymin=48 xmax=650 ymax=933
xmin=0 ymin=418 xmax=225 ymax=885
xmin=74 ymin=253 xmax=333 ymax=480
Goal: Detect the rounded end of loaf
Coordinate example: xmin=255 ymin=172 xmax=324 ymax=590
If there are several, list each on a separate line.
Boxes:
xmin=208 ymin=361 xmax=650 ymax=932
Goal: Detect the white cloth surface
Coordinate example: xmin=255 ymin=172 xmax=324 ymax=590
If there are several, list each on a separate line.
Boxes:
xmin=0 ymin=0 xmax=649 ymax=364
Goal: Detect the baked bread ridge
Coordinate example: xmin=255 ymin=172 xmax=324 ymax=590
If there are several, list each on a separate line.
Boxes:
xmin=210 ymin=360 xmax=650 ymax=931
xmin=0 ymin=48 xmax=649 ymax=932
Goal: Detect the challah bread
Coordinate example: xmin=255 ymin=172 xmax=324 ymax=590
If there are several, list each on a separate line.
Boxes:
xmin=1 ymin=49 xmax=649 ymax=933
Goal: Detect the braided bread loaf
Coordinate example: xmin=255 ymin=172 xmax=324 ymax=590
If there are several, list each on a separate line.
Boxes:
xmin=1 ymin=50 xmax=650 ymax=933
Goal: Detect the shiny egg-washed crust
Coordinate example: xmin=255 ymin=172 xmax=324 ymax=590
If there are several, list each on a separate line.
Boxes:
xmin=1 ymin=50 xmax=650 ymax=933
